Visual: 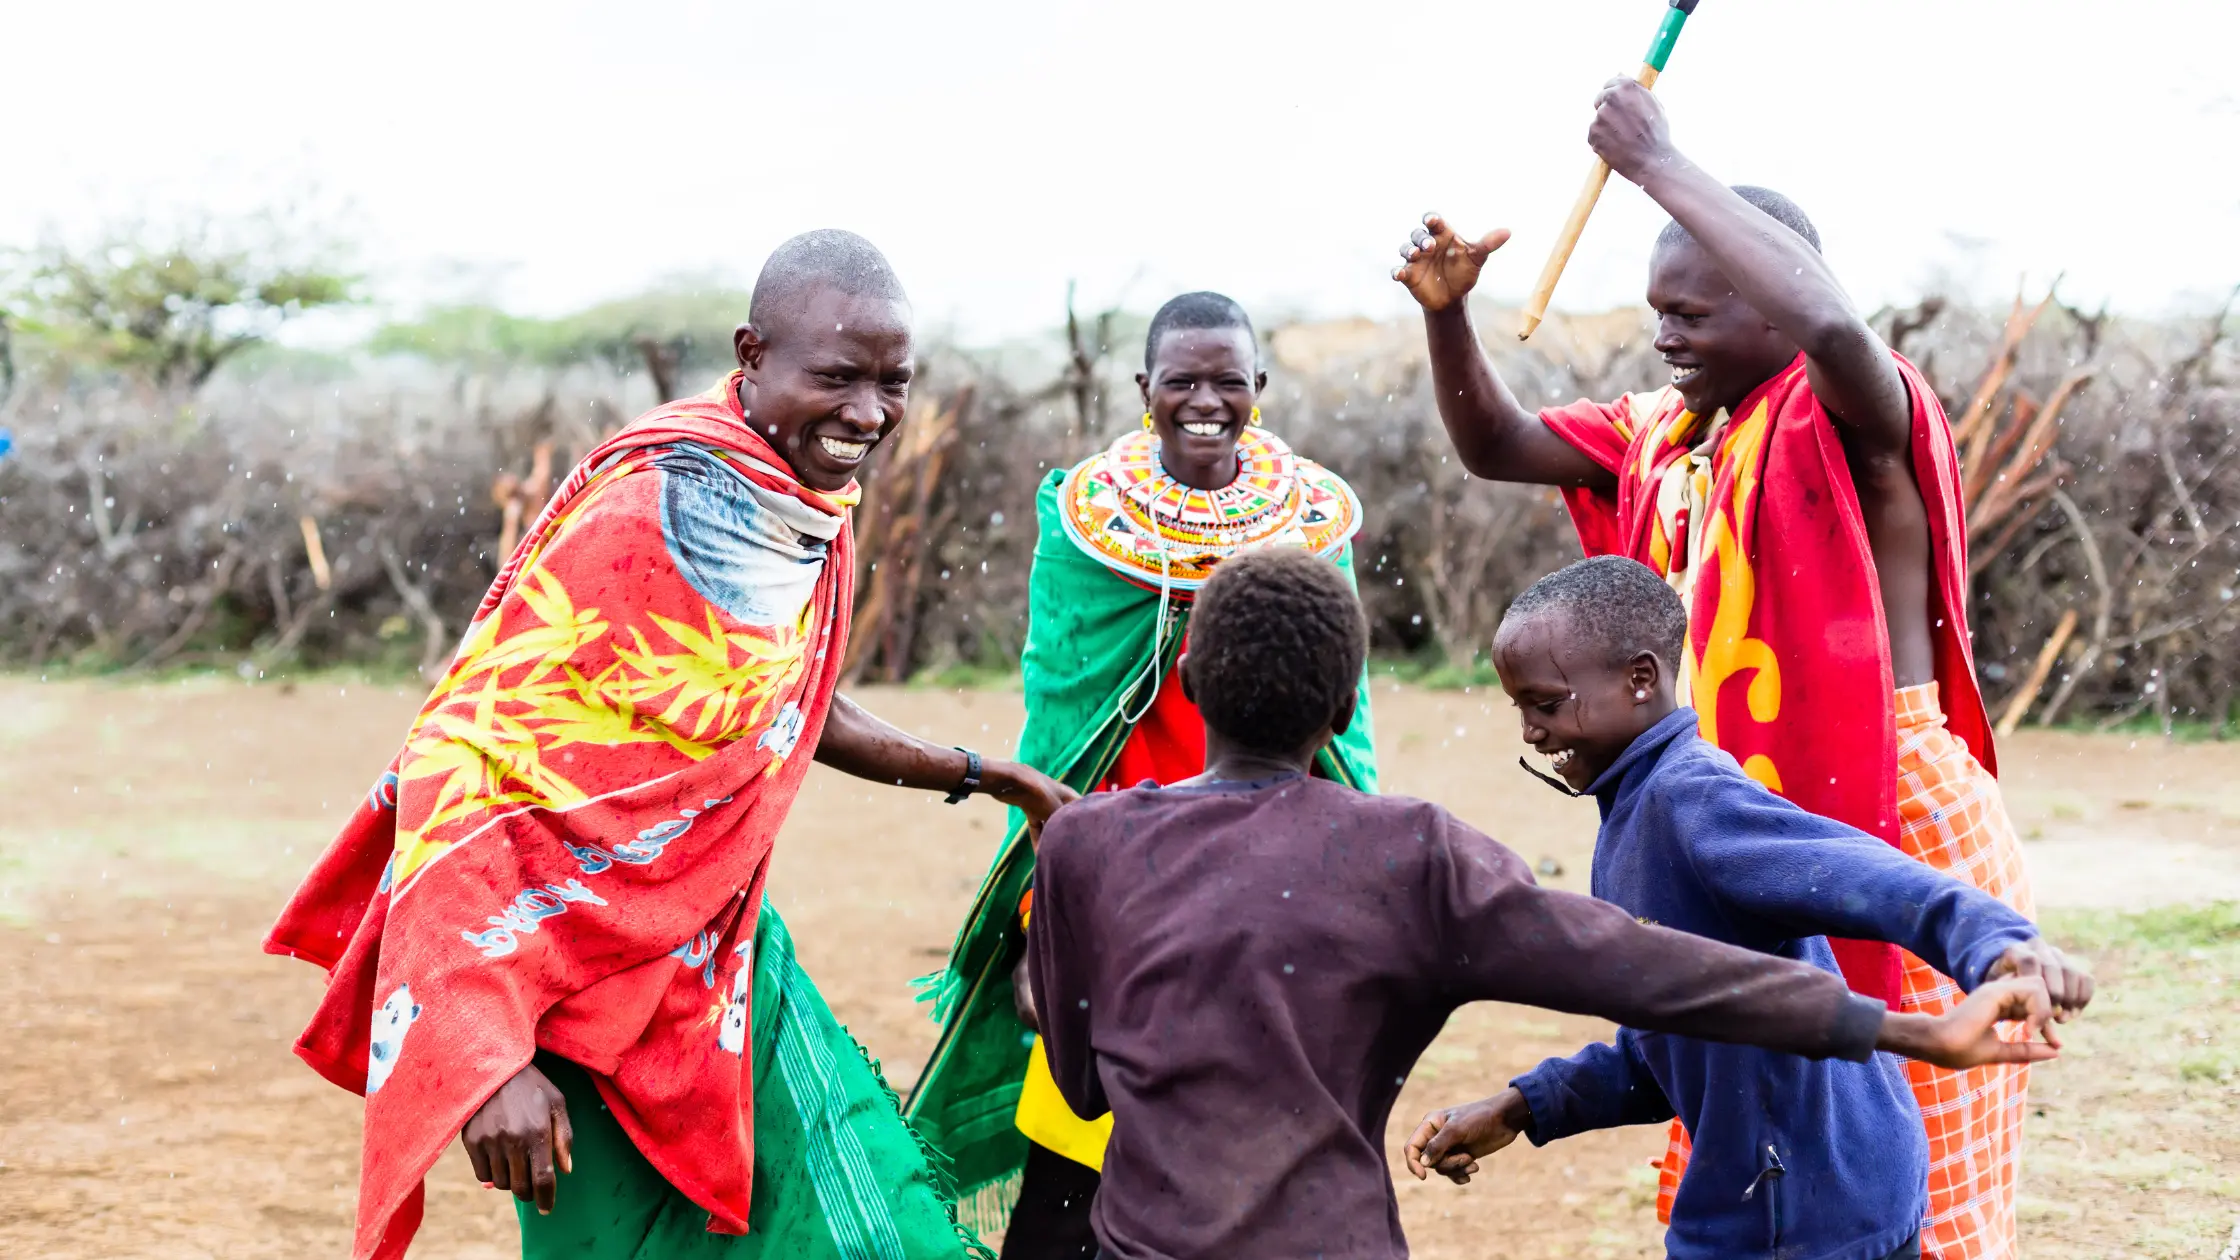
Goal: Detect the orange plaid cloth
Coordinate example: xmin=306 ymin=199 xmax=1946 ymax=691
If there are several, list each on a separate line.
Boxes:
xmin=1651 ymin=684 xmax=2034 ymax=1258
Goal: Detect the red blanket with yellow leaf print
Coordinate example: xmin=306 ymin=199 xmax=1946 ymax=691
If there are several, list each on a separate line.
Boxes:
xmin=1540 ymin=352 xmax=1994 ymax=1006
xmin=266 ymin=373 xmax=854 ymax=1260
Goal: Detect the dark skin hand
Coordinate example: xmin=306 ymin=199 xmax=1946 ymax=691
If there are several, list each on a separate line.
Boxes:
xmin=815 ymin=694 xmax=1076 ymax=839
xmin=461 ymin=1062 xmax=574 ymax=1214
xmin=1136 ymin=326 xmax=1267 ymax=491
xmin=1403 ymin=976 xmax=2067 ymax=1185
xmin=1395 ymin=81 xmax=1939 ymax=687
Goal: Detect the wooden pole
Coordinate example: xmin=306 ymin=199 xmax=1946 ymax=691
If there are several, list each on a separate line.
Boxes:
xmin=1995 ymin=607 xmax=2079 ymax=737
xmin=298 ymin=514 xmax=333 ymax=591
xmin=1519 ymin=1 xmax=1700 ymax=341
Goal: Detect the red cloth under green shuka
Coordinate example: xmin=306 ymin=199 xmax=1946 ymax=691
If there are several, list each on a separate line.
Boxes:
xmin=1540 ymin=352 xmax=1995 ymax=1006
xmin=266 ymin=375 xmax=858 ymax=1260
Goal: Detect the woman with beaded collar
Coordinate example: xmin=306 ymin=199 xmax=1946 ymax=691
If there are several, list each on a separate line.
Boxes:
xmin=904 ymin=293 xmax=1381 ymax=1257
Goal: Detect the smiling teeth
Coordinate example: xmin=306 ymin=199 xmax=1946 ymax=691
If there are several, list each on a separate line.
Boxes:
xmin=1180 ymin=421 xmax=1225 ymax=436
xmin=818 ymin=436 xmax=869 ymax=460
xmin=1670 ymin=366 xmax=1701 ymax=385
xmin=1550 ymin=750 xmax=1575 ymax=770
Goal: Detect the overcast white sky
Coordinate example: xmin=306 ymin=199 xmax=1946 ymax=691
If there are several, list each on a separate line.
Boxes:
xmin=7 ymin=0 xmax=2238 ymax=343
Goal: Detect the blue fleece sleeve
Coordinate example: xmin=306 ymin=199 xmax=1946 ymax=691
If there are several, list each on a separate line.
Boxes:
xmin=1509 ymin=1030 xmax=1674 ymax=1144
xmin=1661 ymin=763 xmax=2036 ymax=989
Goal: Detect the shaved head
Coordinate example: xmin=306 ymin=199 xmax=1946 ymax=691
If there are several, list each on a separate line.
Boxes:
xmin=1498 ymin=556 xmax=1688 ymax=670
xmin=748 ymin=229 xmax=909 ymax=339
xmin=1656 ymin=185 xmax=1821 ymax=256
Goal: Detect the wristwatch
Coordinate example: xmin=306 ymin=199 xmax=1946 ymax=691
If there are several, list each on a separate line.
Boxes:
xmin=944 ymin=747 xmax=983 ymax=804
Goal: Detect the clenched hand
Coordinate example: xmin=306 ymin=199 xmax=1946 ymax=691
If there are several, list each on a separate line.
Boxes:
xmin=462 ymin=1063 xmax=575 ymax=1215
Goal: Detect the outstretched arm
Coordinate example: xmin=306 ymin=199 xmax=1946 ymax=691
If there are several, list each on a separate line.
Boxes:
xmin=1666 ymin=777 xmax=2094 ymax=1016
xmin=1394 ymin=216 xmax=1617 ymax=489
xmin=1430 ymin=813 xmax=2071 ymax=1056
xmin=1404 ymin=977 xmax=2059 ymax=1184
xmin=1587 ymin=79 xmax=1911 ymax=459
xmin=814 ymin=694 xmax=1075 ymax=832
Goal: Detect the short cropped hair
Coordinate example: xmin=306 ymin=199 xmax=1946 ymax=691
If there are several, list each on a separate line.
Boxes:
xmin=1144 ymin=291 xmax=1257 ymax=371
xmin=749 ymin=229 xmax=908 ymax=337
xmin=1655 ymin=185 xmax=1821 ymax=255
xmin=1186 ymin=549 xmax=1365 ymax=755
xmin=1500 ymin=556 xmax=1688 ymax=669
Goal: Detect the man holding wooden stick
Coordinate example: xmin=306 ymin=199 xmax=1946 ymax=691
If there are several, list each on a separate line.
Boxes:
xmin=1393 ymin=80 xmax=2035 ymax=1260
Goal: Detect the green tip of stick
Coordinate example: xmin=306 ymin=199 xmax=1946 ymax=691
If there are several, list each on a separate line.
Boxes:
xmin=1644 ymin=4 xmax=1693 ymax=72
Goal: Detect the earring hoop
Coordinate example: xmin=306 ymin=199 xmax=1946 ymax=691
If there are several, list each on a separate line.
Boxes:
xmin=1141 ymin=411 xmax=1155 ymax=432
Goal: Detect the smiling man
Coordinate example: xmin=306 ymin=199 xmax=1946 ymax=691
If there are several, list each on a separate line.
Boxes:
xmin=268 ymin=229 xmax=1067 ymax=1260
xmin=1391 ymin=84 xmax=2036 ymax=1260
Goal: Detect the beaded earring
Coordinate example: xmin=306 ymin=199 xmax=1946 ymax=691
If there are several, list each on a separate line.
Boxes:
xmin=1249 ymin=406 xmax=1263 ymax=429
xmin=1141 ymin=411 xmax=1155 ymax=431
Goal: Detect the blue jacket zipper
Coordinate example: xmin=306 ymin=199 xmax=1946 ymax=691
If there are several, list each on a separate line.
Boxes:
xmin=1740 ymin=1144 xmax=1787 ymax=1251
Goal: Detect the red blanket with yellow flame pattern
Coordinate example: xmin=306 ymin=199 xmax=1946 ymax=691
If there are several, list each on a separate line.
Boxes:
xmin=1541 ymin=353 xmax=1993 ymax=1005
xmin=266 ymin=374 xmax=854 ymax=1259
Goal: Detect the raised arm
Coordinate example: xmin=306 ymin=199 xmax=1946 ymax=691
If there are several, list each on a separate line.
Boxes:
xmin=814 ymin=694 xmax=1075 ymax=831
xmin=1394 ymin=216 xmax=1618 ymax=489
xmin=1586 ymin=79 xmax=1911 ymax=458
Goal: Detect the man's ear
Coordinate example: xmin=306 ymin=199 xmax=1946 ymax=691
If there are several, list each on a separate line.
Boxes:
xmin=1253 ymin=369 xmax=1269 ymax=396
xmin=1628 ymin=650 xmax=1663 ymax=702
xmin=1178 ymin=652 xmax=1197 ymax=706
xmin=1136 ymin=371 xmax=1152 ymax=411
xmin=734 ymin=323 xmax=767 ymax=375
xmin=1329 ymin=688 xmax=1358 ymax=738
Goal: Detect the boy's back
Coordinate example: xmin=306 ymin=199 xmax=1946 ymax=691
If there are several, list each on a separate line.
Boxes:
xmin=1030 ymin=772 xmax=1893 ymax=1260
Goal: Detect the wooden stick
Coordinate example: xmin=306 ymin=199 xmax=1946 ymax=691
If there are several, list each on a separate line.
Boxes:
xmin=1996 ymin=607 xmax=2078 ymax=737
xmin=298 ymin=514 xmax=333 ymax=591
xmin=1956 ymin=276 xmax=2061 ymax=453
xmin=1519 ymin=1 xmax=1699 ymax=340
xmin=1518 ymin=65 xmax=1658 ymax=343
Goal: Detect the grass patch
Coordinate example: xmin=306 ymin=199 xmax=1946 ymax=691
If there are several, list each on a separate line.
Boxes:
xmin=2022 ymin=901 xmax=2240 ymax=1257
xmin=1374 ymin=653 xmax=1502 ymax=691
xmin=907 ymin=661 xmax=1024 ymax=690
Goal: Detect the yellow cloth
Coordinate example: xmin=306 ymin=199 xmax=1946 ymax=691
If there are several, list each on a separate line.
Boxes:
xmin=1014 ymin=1037 xmax=1113 ymax=1172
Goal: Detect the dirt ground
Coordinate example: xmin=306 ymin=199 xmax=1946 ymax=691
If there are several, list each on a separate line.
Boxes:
xmin=2 ymin=675 xmax=2237 ymax=1259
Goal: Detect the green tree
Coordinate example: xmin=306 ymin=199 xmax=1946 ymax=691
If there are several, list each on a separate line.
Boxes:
xmin=11 ymin=230 xmax=357 ymax=390
xmin=370 ymin=284 xmax=752 ymax=398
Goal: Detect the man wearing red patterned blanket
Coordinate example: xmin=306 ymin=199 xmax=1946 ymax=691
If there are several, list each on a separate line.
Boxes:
xmin=267 ymin=230 xmax=1070 ymax=1260
xmin=1391 ymin=81 xmax=2037 ymax=1259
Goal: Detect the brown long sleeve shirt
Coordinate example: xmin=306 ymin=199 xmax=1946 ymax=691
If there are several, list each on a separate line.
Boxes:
xmin=1026 ymin=773 xmax=1884 ymax=1260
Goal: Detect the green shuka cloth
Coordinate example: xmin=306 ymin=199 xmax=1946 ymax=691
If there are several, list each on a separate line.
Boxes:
xmin=519 ymin=902 xmax=991 ymax=1260
xmin=900 ymin=469 xmax=1380 ymax=1236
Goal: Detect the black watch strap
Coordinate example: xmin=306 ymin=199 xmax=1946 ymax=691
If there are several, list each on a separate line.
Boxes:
xmin=944 ymin=747 xmax=983 ymax=804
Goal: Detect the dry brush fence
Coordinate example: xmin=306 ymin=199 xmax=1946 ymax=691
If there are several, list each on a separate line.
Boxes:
xmin=0 ymin=294 xmax=2234 ymax=729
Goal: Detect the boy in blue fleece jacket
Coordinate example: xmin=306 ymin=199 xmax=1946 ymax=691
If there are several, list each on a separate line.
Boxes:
xmin=1405 ymin=557 xmax=2093 ymax=1260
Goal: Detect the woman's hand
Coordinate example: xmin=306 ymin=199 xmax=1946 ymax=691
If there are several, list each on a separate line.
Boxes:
xmin=1402 ymin=1088 xmax=1531 ymax=1184
xmin=461 ymin=1063 xmax=574 ymax=1215
xmin=1393 ymin=214 xmax=1512 ymax=314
